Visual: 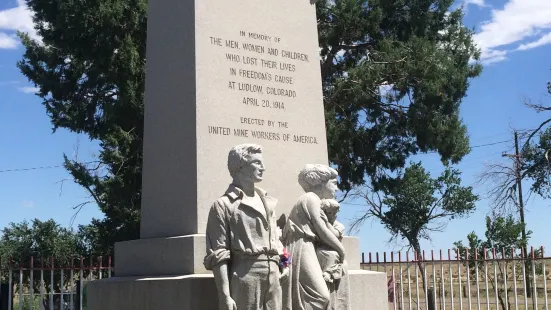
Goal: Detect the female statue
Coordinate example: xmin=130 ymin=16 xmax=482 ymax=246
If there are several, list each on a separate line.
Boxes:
xmin=282 ymin=164 xmax=348 ymax=310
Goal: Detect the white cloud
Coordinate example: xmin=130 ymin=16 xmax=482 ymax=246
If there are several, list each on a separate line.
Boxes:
xmin=18 ymin=86 xmax=39 ymax=94
xmin=0 ymin=0 xmax=38 ymax=46
xmin=481 ymin=49 xmax=508 ymax=64
xmin=464 ymin=0 xmax=488 ymax=8
xmin=379 ymin=83 xmax=394 ymax=97
xmin=517 ymin=32 xmax=551 ymax=51
xmin=0 ymin=32 xmax=17 ymax=49
xmin=21 ymin=200 xmax=35 ymax=208
xmin=0 ymin=80 xmax=19 ymax=86
xmin=473 ymin=0 xmax=551 ymax=64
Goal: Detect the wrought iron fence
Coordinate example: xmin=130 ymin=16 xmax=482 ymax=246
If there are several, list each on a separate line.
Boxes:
xmin=1 ymin=247 xmax=548 ymax=310
xmin=361 ymin=246 xmax=549 ymax=310
xmin=0 ymin=257 xmax=113 ymax=310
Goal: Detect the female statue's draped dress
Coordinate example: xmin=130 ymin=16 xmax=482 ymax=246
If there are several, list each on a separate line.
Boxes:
xmin=283 ymin=192 xmax=332 ymax=310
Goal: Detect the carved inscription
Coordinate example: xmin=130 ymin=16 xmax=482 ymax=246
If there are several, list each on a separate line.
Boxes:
xmin=206 ymin=31 xmax=319 ymax=145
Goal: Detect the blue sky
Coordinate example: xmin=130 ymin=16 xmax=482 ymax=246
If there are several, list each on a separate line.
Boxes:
xmin=1 ymin=0 xmax=551 ymax=259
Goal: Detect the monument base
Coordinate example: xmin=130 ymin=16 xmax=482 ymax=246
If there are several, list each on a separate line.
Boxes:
xmin=87 ymin=271 xmax=388 ymax=310
xmin=114 ymin=235 xmax=361 ymax=276
xmin=114 ymin=234 xmax=208 ymax=276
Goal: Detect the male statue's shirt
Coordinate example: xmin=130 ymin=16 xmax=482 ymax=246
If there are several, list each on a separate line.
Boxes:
xmin=204 ymin=184 xmax=283 ymax=270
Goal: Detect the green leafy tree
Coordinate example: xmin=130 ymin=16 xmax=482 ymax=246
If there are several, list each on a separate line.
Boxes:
xmin=0 ymin=219 xmax=86 ymax=309
xmin=16 ymin=0 xmax=481 ymax=253
xmin=354 ymin=162 xmax=478 ymax=291
xmin=502 ymin=74 xmax=551 ymax=199
xmin=319 ymin=0 xmax=482 ymax=192
xmin=454 ymin=215 xmax=540 ymax=310
xmin=521 ymin=74 xmax=551 ymax=197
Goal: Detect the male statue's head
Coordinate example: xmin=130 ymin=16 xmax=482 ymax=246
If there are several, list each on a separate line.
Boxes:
xmin=298 ymin=164 xmax=339 ymax=199
xmin=228 ymin=143 xmax=265 ymax=184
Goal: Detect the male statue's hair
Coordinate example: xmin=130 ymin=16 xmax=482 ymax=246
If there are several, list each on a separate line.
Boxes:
xmin=227 ymin=143 xmax=263 ymax=179
xmin=298 ymin=164 xmax=338 ymax=192
xmin=320 ymin=199 xmax=340 ymax=212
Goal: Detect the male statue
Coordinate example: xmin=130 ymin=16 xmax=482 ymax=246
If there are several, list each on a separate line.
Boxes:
xmin=204 ymin=144 xmax=286 ymax=310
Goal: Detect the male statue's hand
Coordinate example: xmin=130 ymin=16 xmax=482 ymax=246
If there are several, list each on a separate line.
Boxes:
xmin=279 ymin=267 xmax=289 ymax=281
xmin=220 ymin=295 xmax=237 ymax=310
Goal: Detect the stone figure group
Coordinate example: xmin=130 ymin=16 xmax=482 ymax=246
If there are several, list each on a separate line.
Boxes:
xmin=204 ymin=143 xmax=351 ymax=310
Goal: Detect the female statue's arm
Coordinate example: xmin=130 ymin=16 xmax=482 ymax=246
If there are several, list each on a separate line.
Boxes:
xmin=306 ymin=195 xmax=345 ymax=260
xmin=325 ymin=222 xmax=341 ymax=238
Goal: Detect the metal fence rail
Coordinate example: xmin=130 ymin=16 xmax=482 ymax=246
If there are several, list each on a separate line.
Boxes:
xmin=0 ymin=256 xmax=113 ymax=310
xmin=1 ymin=247 xmax=548 ymax=310
xmin=361 ymin=246 xmax=549 ymax=310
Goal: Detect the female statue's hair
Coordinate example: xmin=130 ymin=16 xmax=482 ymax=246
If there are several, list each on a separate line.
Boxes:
xmin=298 ymin=164 xmax=338 ymax=192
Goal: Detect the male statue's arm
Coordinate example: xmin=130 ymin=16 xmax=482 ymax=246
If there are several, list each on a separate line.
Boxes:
xmin=212 ymin=262 xmax=237 ymax=310
xmin=204 ymin=202 xmax=236 ymax=310
xmin=212 ymin=263 xmax=235 ymax=305
xmin=306 ymin=195 xmax=346 ymax=260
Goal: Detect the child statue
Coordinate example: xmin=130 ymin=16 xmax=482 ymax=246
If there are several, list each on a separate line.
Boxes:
xmin=317 ymin=199 xmax=346 ymax=283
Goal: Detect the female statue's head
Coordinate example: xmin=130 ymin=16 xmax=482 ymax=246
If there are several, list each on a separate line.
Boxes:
xmin=298 ymin=164 xmax=339 ymax=199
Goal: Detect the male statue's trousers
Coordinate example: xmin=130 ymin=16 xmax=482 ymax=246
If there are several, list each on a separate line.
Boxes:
xmin=230 ymin=256 xmax=282 ymax=310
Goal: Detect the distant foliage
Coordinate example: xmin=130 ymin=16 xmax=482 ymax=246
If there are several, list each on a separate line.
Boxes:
xmin=0 ymin=219 xmax=86 ymax=291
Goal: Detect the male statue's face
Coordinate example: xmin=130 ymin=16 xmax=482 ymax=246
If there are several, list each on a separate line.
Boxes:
xmin=237 ymin=153 xmax=265 ymax=183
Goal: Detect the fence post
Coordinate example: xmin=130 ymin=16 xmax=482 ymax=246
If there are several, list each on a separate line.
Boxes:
xmin=76 ymin=280 xmax=81 ymax=310
xmin=427 ymin=286 xmax=436 ymax=310
xmin=0 ymin=283 xmax=8 ymax=310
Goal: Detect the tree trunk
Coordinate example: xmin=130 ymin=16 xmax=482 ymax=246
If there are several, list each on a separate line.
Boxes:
xmin=496 ymin=289 xmax=509 ymax=310
xmin=412 ymin=241 xmax=436 ymax=310
xmin=514 ymin=130 xmax=532 ymax=299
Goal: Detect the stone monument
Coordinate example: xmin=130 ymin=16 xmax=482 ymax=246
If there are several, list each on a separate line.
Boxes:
xmin=87 ymin=0 xmax=388 ymax=308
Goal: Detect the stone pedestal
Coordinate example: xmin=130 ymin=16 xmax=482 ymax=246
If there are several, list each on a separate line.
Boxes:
xmin=113 ymin=234 xmax=208 ymax=277
xmin=114 ymin=235 xmax=362 ymax=277
xmin=88 ymin=237 xmax=388 ymax=310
